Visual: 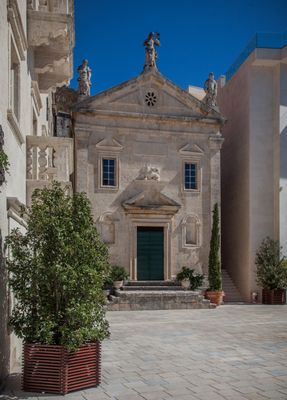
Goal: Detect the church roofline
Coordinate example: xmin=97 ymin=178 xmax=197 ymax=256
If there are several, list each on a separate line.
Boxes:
xmin=73 ymin=68 xmax=224 ymax=122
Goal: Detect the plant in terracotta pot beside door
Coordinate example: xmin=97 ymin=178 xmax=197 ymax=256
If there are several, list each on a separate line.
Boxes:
xmin=205 ymin=203 xmax=224 ymax=305
xmin=255 ymin=237 xmax=287 ymax=304
xmin=110 ymin=265 xmax=129 ymax=289
xmin=6 ymin=182 xmax=110 ymax=394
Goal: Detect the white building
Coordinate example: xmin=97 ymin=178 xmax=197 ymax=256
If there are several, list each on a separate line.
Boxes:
xmin=0 ymin=0 xmax=74 ymax=384
xmin=217 ymin=31 xmax=287 ymax=302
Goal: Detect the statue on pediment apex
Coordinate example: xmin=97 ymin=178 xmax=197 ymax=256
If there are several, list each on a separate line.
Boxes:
xmin=143 ymin=32 xmax=160 ymax=71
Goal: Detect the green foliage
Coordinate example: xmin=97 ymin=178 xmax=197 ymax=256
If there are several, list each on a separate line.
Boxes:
xmin=0 ymin=149 xmax=9 ymax=173
xmin=208 ymin=203 xmax=222 ymax=291
xmin=110 ymin=265 xmax=129 ymax=282
xmin=255 ymin=237 xmax=287 ymax=290
xmin=176 ymin=266 xmax=204 ymax=290
xmin=6 ymin=182 xmax=110 ymax=351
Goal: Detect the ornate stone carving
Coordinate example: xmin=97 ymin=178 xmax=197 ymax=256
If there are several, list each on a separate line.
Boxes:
xmin=137 ymin=164 xmax=160 ymax=181
xmin=203 ymin=72 xmax=217 ymax=107
xmin=143 ymin=32 xmax=160 ymax=71
xmin=77 ymin=59 xmax=91 ymax=96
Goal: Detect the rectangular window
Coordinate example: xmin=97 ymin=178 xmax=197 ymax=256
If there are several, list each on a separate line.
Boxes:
xmin=102 ymin=158 xmax=116 ymax=187
xmin=10 ymin=40 xmax=20 ymax=121
xmin=184 ymin=163 xmax=197 ymax=190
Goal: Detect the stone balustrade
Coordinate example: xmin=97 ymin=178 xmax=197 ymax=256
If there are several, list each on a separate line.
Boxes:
xmin=28 ymin=0 xmax=73 ymax=14
xmin=26 ymin=135 xmax=73 ymax=204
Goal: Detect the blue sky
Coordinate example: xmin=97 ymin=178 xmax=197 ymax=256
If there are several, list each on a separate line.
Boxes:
xmin=70 ymin=0 xmax=287 ymax=95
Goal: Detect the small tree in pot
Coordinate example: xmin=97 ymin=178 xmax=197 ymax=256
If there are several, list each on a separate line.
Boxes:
xmin=6 ymin=182 xmax=110 ymax=394
xmin=205 ymin=203 xmax=224 ymax=305
xmin=255 ymin=237 xmax=287 ymax=304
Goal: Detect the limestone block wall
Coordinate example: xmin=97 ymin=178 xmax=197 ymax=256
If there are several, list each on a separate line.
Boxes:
xmin=75 ymin=112 xmax=222 ymax=279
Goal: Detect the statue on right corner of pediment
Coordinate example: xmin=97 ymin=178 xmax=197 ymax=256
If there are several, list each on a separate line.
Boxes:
xmin=203 ymin=72 xmax=217 ymax=107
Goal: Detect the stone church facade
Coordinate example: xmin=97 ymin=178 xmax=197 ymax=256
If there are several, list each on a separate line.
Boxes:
xmin=73 ymin=46 xmax=224 ymax=280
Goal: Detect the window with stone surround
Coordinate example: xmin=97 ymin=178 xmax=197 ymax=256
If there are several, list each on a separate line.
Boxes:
xmin=182 ymin=160 xmax=201 ymax=192
xmin=10 ymin=39 xmax=20 ymax=121
xmin=98 ymin=154 xmax=119 ymax=190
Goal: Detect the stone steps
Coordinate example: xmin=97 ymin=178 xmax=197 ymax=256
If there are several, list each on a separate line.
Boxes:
xmin=222 ymin=269 xmax=244 ymax=303
xmin=106 ymin=287 xmax=216 ymax=311
xmin=125 ymin=280 xmax=177 ymax=287
xmin=122 ymin=285 xmax=184 ymax=291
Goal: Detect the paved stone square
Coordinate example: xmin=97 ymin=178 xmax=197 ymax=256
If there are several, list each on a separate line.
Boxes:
xmin=1 ymin=305 xmax=287 ymax=400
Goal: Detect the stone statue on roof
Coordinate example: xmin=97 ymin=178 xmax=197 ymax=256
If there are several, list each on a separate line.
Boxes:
xmin=143 ymin=32 xmax=160 ymax=71
xmin=77 ymin=59 xmax=91 ymax=96
xmin=203 ymin=72 xmax=217 ymax=107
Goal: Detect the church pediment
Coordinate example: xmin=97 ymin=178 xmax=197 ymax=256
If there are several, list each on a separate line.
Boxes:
xmin=75 ymin=69 xmax=223 ymax=122
xmin=123 ymin=183 xmax=181 ymax=215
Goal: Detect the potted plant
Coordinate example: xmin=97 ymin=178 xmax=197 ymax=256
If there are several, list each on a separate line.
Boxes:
xmin=110 ymin=265 xmax=129 ymax=289
xmin=176 ymin=267 xmax=204 ymax=290
xmin=5 ymin=182 xmax=110 ymax=394
xmin=205 ymin=203 xmax=224 ymax=305
xmin=103 ymin=274 xmax=113 ymax=298
xmin=255 ymin=237 xmax=287 ymax=304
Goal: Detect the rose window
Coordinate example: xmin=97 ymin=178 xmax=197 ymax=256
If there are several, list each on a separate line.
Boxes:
xmin=145 ymin=92 xmax=157 ymax=107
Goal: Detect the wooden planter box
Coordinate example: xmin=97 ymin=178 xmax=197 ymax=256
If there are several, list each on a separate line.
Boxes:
xmin=262 ymin=289 xmax=286 ymax=305
xmin=23 ymin=342 xmax=101 ymax=394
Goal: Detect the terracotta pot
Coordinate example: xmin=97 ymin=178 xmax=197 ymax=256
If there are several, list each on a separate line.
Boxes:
xmin=205 ymin=290 xmax=224 ymax=305
xmin=113 ymin=280 xmax=123 ymax=289
xmin=180 ymin=278 xmax=191 ymax=290
xmin=262 ymin=289 xmax=286 ymax=305
xmin=23 ymin=342 xmax=101 ymax=394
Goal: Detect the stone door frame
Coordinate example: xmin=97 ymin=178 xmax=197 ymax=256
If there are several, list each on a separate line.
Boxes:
xmin=128 ymin=215 xmax=172 ymax=281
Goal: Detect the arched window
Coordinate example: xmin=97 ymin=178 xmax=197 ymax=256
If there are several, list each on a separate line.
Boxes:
xmin=182 ymin=215 xmax=200 ymax=247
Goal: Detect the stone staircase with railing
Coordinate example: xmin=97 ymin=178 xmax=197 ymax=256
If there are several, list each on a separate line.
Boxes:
xmin=107 ymin=281 xmax=216 ymax=311
xmin=222 ymin=269 xmax=244 ymax=303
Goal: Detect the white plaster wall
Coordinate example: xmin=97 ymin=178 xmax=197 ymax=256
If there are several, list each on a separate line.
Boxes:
xmin=217 ymin=60 xmax=251 ymax=301
xmin=279 ymin=64 xmax=287 ymax=255
xmin=249 ymin=66 xmax=278 ymax=290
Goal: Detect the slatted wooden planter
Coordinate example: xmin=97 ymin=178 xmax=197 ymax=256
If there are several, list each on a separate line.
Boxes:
xmin=23 ymin=342 xmax=101 ymax=394
xmin=262 ymin=289 xmax=286 ymax=305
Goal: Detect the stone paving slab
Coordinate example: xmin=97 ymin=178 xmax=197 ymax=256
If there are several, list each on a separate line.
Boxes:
xmin=1 ymin=305 xmax=287 ymax=400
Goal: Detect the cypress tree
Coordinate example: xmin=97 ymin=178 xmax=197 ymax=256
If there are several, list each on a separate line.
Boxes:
xmin=208 ymin=203 xmax=222 ymax=291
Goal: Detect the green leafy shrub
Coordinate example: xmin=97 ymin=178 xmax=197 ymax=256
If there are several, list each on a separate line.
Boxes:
xmin=208 ymin=203 xmax=222 ymax=291
xmin=176 ymin=266 xmax=204 ymax=290
xmin=110 ymin=265 xmax=129 ymax=282
xmin=6 ymin=182 xmax=110 ymax=351
xmin=255 ymin=237 xmax=287 ymax=290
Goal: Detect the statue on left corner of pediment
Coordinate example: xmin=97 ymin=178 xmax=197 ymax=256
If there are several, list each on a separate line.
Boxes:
xmin=77 ymin=59 xmax=92 ymax=96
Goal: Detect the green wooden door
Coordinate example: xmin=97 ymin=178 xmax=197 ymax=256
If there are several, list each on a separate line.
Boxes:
xmin=137 ymin=227 xmax=164 ymax=280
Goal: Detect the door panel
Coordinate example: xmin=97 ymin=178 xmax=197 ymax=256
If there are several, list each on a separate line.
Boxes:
xmin=137 ymin=227 xmax=164 ymax=280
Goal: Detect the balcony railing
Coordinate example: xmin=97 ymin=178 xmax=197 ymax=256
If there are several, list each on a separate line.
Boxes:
xmin=225 ymin=31 xmax=287 ymax=81
xmin=28 ymin=0 xmax=73 ymax=14
xmin=26 ymin=136 xmax=73 ymax=203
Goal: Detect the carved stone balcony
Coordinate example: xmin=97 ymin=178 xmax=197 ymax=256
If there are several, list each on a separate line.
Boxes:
xmin=26 ymin=135 xmax=73 ymax=204
xmin=27 ymin=0 xmax=74 ymax=91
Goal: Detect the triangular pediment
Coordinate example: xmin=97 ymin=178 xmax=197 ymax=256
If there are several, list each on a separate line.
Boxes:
xmin=179 ymin=143 xmax=204 ymax=156
xmin=95 ymin=137 xmax=123 ymax=151
xmin=123 ymin=184 xmax=181 ymax=215
xmin=75 ymin=69 xmax=223 ymax=122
